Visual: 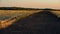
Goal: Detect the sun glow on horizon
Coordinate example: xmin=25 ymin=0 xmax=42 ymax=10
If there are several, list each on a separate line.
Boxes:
xmin=0 ymin=0 xmax=60 ymax=9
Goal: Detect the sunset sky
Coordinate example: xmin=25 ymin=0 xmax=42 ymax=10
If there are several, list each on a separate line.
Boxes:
xmin=0 ymin=0 xmax=60 ymax=9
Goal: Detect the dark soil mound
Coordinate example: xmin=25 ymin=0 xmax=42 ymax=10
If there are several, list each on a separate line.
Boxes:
xmin=0 ymin=11 xmax=60 ymax=34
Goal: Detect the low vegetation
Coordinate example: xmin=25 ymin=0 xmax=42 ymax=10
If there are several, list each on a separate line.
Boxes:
xmin=0 ymin=10 xmax=60 ymax=29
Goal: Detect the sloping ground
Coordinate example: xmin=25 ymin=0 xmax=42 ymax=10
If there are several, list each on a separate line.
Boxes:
xmin=0 ymin=19 xmax=16 ymax=29
xmin=51 ymin=11 xmax=60 ymax=17
xmin=0 ymin=10 xmax=41 ymax=29
xmin=0 ymin=10 xmax=60 ymax=20
xmin=0 ymin=10 xmax=41 ymax=20
xmin=0 ymin=10 xmax=60 ymax=34
xmin=0 ymin=10 xmax=60 ymax=30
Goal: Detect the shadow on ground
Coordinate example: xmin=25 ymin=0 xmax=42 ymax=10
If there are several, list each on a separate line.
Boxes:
xmin=0 ymin=10 xmax=60 ymax=34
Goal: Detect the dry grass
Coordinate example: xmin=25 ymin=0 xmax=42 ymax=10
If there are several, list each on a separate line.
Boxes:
xmin=0 ymin=19 xmax=16 ymax=29
xmin=51 ymin=11 xmax=60 ymax=17
xmin=0 ymin=10 xmax=60 ymax=18
xmin=0 ymin=10 xmax=41 ymax=29
xmin=0 ymin=10 xmax=41 ymax=19
xmin=0 ymin=10 xmax=60 ymax=29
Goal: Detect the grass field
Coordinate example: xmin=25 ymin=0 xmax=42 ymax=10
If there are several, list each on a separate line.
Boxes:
xmin=0 ymin=10 xmax=60 ymax=20
xmin=0 ymin=10 xmax=41 ymax=20
xmin=0 ymin=10 xmax=60 ymax=29
xmin=0 ymin=10 xmax=41 ymax=29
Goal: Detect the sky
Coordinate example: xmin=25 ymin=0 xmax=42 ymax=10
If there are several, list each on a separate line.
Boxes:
xmin=0 ymin=0 xmax=60 ymax=9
